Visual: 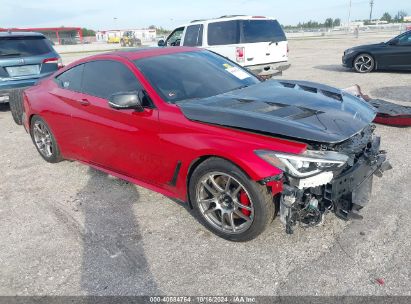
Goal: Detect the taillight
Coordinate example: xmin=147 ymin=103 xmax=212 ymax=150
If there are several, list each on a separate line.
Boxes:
xmin=43 ymin=57 xmax=64 ymax=69
xmin=236 ymin=47 xmax=245 ymax=62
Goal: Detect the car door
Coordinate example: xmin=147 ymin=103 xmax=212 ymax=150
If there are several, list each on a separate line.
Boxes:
xmin=380 ymin=32 xmax=411 ymax=69
xmin=182 ymin=24 xmax=203 ymax=47
xmin=72 ymin=59 xmax=163 ymax=184
xmin=49 ymin=63 xmax=87 ymax=158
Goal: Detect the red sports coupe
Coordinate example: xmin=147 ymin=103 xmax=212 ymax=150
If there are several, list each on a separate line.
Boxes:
xmin=23 ymin=47 xmax=391 ymax=241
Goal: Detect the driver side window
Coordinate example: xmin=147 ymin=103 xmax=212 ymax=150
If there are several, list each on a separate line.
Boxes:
xmin=82 ymin=60 xmax=141 ymax=100
xmin=166 ymin=27 xmax=185 ymax=46
xmin=398 ymin=32 xmax=411 ymax=46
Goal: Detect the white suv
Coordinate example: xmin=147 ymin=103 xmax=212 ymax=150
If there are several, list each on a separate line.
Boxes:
xmin=159 ymin=15 xmax=290 ymax=77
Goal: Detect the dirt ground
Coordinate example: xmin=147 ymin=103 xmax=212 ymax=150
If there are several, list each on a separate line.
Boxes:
xmin=0 ymin=32 xmax=410 ymax=296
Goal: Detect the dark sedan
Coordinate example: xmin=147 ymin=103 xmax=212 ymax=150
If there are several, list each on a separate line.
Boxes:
xmin=342 ymin=30 xmax=411 ymax=73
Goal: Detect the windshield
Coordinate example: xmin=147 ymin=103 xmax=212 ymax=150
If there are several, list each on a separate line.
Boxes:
xmin=134 ymin=50 xmax=260 ymax=103
xmin=0 ymin=36 xmax=52 ymax=57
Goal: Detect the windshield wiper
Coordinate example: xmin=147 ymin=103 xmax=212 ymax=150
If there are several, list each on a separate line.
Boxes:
xmin=0 ymin=53 xmax=21 ymax=57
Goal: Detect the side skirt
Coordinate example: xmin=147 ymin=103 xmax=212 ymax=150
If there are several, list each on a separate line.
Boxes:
xmin=78 ymin=160 xmax=186 ymax=203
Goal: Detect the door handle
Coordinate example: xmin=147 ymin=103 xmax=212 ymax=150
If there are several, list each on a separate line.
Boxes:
xmin=77 ymin=98 xmax=90 ymax=106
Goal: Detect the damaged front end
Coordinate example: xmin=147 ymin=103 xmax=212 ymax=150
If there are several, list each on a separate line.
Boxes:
xmin=257 ymin=125 xmax=392 ymax=234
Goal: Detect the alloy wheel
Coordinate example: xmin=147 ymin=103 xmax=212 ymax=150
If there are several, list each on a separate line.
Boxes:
xmin=32 ymin=121 xmax=53 ymax=158
xmin=196 ymin=172 xmax=254 ymax=234
xmin=354 ymin=55 xmax=374 ymax=72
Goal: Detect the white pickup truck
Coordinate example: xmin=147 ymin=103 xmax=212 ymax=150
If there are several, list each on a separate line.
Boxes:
xmin=158 ymin=15 xmax=290 ymax=78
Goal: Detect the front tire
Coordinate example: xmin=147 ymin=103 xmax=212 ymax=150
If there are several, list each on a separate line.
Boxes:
xmin=353 ymin=53 xmax=375 ymax=73
xmin=189 ymin=158 xmax=275 ymax=242
xmin=30 ymin=116 xmax=63 ymax=163
xmin=9 ymin=89 xmax=24 ymax=125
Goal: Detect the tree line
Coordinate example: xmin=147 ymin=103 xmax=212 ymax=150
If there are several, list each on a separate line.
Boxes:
xmin=284 ymin=18 xmax=341 ymax=29
xmin=379 ymin=10 xmax=408 ymax=23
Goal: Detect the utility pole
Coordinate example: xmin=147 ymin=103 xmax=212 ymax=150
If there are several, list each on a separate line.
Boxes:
xmin=369 ymin=0 xmax=374 ymax=21
xmin=347 ymin=0 xmax=352 ymax=31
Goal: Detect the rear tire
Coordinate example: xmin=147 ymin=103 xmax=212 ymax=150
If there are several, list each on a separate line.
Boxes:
xmin=9 ymin=89 xmax=24 ymax=125
xmin=189 ymin=157 xmax=275 ymax=242
xmin=30 ymin=116 xmax=63 ymax=163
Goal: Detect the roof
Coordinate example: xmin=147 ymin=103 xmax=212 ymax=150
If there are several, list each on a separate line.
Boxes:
xmin=95 ymin=46 xmax=201 ymax=61
xmin=59 ymin=47 xmax=201 ymax=73
xmin=0 ymin=31 xmax=45 ymax=38
xmin=188 ymin=15 xmax=274 ymax=25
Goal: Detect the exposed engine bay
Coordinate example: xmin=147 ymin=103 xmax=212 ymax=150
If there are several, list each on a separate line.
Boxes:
xmin=276 ymin=125 xmax=392 ymax=234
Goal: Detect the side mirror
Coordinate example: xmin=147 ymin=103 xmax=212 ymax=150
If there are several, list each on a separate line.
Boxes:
xmin=388 ymin=38 xmax=399 ymax=45
xmin=158 ymin=39 xmax=166 ymax=47
xmin=108 ymin=92 xmax=144 ymax=112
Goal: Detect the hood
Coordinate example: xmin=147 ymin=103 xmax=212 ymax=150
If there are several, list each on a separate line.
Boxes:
xmin=177 ymin=80 xmax=376 ymax=144
xmin=348 ymin=42 xmax=385 ymax=51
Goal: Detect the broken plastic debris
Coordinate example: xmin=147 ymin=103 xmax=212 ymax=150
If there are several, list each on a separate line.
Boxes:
xmin=344 ymin=84 xmax=411 ymax=127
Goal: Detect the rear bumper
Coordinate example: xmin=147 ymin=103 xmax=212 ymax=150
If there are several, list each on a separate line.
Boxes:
xmin=245 ymin=61 xmax=290 ymax=77
xmin=0 ymin=72 xmax=54 ymax=103
xmin=0 ymin=79 xmax=38 ymax=103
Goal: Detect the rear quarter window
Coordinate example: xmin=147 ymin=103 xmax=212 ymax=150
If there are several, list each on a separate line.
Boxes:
xmin=0 ymin=36 xmax=52 ymax=57
xmin=208 ymin=21 xmax=240 ymax=45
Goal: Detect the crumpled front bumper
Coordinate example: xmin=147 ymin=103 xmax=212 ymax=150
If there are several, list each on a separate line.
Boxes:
xmin=278 ymin=134 xmax=392 ymax=234
xmin=330 ymin=153 xmax=392 ymax=220
xmin=328 ymin=145 xmax=391 ymax=220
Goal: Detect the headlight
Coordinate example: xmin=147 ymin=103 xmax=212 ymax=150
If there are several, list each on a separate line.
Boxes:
xmin=344 ymin=49 xmax=355 ymax=55
xmin=255 ymin=150 xmax=349 ymax=178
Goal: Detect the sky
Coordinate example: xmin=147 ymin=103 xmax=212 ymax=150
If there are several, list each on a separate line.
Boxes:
xmin=1 ymin=0 xmax=410 ymax=30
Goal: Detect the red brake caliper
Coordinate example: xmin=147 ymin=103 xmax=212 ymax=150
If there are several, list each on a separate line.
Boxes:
xmin=239 ymin=190 xmax=251 ymax=216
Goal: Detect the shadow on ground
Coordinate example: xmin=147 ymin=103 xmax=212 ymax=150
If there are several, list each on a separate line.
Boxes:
xmin=79 ymin=168 xmax=162 ymax=295
xmin=313 ymin=65 xmax=351 ymax=72
xmin=0 ymin=103 xmax=10 ymax=112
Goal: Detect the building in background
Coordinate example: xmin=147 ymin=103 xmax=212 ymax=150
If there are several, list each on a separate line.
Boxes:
xmin=0 ymin=27 xmax=83 ymax=44
xmin=96 ymin=28 xmax=156 ymax=43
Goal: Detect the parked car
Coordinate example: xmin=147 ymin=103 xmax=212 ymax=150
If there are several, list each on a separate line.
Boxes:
xmin=60 ymin=38 xmax=78 ymax=45
xmin=158 ymin=15 xmax=290 ymax=78
xmin=0 ymin=31 xmax=62 ymax=124
xmin=342 ymin=30 xmax=411 ymax=73
xmin=23 ymin=47 xmax=390 ymax=241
